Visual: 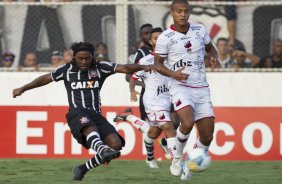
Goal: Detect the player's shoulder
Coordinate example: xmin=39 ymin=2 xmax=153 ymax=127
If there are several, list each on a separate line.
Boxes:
xmin=159 ymin=27 xmax=176 ymax=39
xmin=189 ymin=22 xmax=206 ymax=31
xmin=52 ymin=63 xmax=70 ymax=73
xmin=138 ymin=53 xmax=154 ymax=65
xmin=96 ymin=61 xmax=116 ymax=75
xmin=136 ymin=46 xmax=151 ymax=57
xmin=97 ymin=61 xmax=116 ymax=67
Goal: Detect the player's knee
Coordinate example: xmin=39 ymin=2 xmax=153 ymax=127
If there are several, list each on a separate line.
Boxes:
xmin=202 ymin=134 xmax=213 ymax=145
xmin=108 ymin=141 xmax=122 ymax=150
xmin=180 ymin=122 xmax=194 ymax=134
xmin=172 ymin=120 xmax=180 ymax=130
xmin=104 ymin=135 xmax=123 ymax=150
xmin=147 ymin=131 xmax=158 ymax=139
xmin=161 ymin=123 xmax=176 ymax=137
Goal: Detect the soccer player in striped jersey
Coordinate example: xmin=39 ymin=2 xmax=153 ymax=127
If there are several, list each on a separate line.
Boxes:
xmin=12 ymin=42 xmax=156 ymax=181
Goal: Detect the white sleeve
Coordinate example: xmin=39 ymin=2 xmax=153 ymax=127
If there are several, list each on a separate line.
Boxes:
xmin=155 ymin=34 xmax=168 ymax=58
xmin=134 ymin=70 xmax=144 ymax=79
xmin=203 ymin=25 xmax=211 ymax=44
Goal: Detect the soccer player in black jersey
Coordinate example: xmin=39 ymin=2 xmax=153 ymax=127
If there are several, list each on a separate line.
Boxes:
xmin=12 ymin=42 xmax=155 ymax=181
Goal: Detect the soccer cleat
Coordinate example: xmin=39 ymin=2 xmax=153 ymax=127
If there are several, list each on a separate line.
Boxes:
xmin=113 ymin=108 xmax=133 ymax=122
xmin=100 ymin=148 xmax=121 ymax=164
xmin=145 ymin=159 xmax=159 ymax=169
xmin=170 ymin=157 xmax=183 ymax=176
xmin=158 ymin=138 xmax=171 ymax=160
xmin=181 ymin=161 xmax=192 ymax=181
xmin=72 ymin=166 xmax=87 ymax=181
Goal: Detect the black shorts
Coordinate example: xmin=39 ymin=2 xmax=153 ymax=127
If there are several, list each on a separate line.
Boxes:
xmin=139 ymin=88 xmax=148 ymax=120
xmin=66 ymin=108 xmax=125 ymax=149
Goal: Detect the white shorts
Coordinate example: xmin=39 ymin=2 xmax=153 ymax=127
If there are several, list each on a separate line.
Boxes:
xmin=169 ymin=84 xmax=214 ymax=121
xmin=146 ymin=110 xmax=171 ymax=128
xmin=143 ymin=92 xmax=171 ymax=127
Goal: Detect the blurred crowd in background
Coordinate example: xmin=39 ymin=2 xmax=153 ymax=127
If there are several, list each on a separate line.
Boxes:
xmin=0 ymin=0 xmax=281 ymax=70
xmin=1 ymin=42 xmax=109 ymax=71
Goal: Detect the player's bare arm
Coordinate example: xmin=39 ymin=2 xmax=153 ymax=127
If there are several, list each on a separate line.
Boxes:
xmin=205 ymin=42 xmax=221 ymax=68
xmin=154 ymin=53 xmax=188 ymax=81
xmin=115 ymin=64 xmax=156 ymax=74
xmin=129 ymin=77 xmax=140 ymax=102
xmin=125 ymin=74 xmax=145 ymax=88
xmin=12 ymin=73 xmax=53 ymax=98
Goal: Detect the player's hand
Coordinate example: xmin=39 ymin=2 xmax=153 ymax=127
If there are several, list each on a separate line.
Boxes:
xmin=13 ymin=87 xmax=24 ymax=98
xmin=130 ymin=91 xmax=139 ymax=102
xmin=144 ymin=65 xmax=157 ymax=73
xmin=210 ymin=57 xmax=220 ymax=69
xmin=173 ymin=67 xmax=189 ymax=82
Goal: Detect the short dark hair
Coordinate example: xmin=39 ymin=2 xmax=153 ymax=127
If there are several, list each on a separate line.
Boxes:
xmin=2 ymin=51 xmax=15 ymax=59
xmin=140 ymin=23 xmax=153 ymax=33
xmin=216 ymin=37 xmax=228 ymax=45
xmin=151 ymin=27 xmax=163 ymax=35
xmin=95 ymin=42 xmax=107 ymax=50
xmin=171 ymin=0 xmax=189 ymax=9
xmin=71 ymin=42 xmax=95 ymax=56
xmin=2 ymin=51 xmax=15 ymax=62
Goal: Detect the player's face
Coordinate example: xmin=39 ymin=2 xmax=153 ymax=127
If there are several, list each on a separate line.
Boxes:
xmin=273 ymin=40 xmax=282 ymax=56
xmin=74 ymin=51 xmax=93 ymax=71
xmin=171 ymin=3 xmax=190 ymax=26
xmin=140 ymin=26 xmax=153 ymax=45
xmin=216 ymin=40 xmax=228 ymax=55
xmin=150 ymin=32 xmax=162 ymax=49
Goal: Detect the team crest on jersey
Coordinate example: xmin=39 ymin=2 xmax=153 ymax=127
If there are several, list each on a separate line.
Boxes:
xmin=159 ymin=113 xmax=165 ymax=120
xmin=80 ymin=116 xmax=90 ymax=124
xmin=176 ymin=99 xmax=182 ymax=107
xmin=90 ymin=69 xmax=98 ymax=78
xmin=184 ymin=41 xmax=192 ymax=52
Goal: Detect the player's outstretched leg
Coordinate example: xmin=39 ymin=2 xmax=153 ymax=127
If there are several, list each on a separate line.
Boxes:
xmin=73 ymin=148 xmax=120 ymax=181
xmin=100 ymin=148 xmax=121 ymax=164
xmin=73 ymin=153 xmax=104 ymax=181
xmin=114 ymin=108 xmax=150 ymax=134
xmin=113 ymin=108 xmax=133 ymax=121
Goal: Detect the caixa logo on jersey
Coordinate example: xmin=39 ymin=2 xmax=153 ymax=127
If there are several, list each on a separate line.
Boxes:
xmin=71 ymin=81 xmax=99 ymax=89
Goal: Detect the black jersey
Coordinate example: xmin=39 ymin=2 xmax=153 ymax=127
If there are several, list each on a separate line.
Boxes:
xmin=131 ymin=46 xmax=152 ymax=64
xmin=51 ymin=61 xmax=117 ymax=113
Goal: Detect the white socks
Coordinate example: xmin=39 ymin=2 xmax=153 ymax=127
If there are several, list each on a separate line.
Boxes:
xmin=166 ymin=137 xmax=177 ymax=159
xmin=175 ymin=127 xmax=190 ymax=158
xmin=194 ymin=138 xmax=209 ymax=150
xmin=126 ymin=115 xmax=150 ymax=134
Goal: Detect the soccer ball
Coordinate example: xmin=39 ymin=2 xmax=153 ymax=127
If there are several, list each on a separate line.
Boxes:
xmin=187 ymin=148 xmax=211 ymax=172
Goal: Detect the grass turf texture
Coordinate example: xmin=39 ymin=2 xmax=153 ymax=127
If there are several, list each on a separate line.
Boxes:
xmin=0 ymin=159 xmax=281 ymax=184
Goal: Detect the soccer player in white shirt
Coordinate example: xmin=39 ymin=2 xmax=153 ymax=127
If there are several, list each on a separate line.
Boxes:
xmin=130 ymin=28 xmax=178 ymax=170
xmin=154 ymin=0 xmax=220 ymax=179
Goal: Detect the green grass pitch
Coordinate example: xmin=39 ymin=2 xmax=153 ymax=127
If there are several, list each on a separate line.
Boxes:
xmin=0 ymin=159 xmax=281 ymax=184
